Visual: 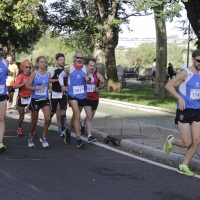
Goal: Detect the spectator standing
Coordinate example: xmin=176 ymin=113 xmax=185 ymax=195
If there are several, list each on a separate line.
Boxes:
xmin=167 ymin=63 xmax=176 ymax=80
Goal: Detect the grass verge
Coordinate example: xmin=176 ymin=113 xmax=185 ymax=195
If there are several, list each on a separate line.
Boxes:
xmin=99 ymin=82 xmax=177 ymax=111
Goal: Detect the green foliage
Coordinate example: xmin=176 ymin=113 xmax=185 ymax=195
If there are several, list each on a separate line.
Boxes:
xmin=133 ymin=0 xmax=188 ymax=21
xmin=0 ymin=0 xmax=48 ymax=56
xmin=116 ymin=42 xmax=155 ymax=67
xmin=62 ymin=30 xmax=94 ymax=59
xmin=16 ymin=30 xmax=74 ymax=65
xmin=115 ymin=41 xmax=185 ymax=68
xmin=0 ymin=0 xmax=46 ymax=31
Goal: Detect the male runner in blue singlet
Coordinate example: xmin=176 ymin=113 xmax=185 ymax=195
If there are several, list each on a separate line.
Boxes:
xmin=164 ymin=49 xmax=200 ymax=176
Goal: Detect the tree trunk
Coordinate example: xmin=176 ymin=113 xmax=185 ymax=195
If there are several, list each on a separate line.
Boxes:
xmin=102 ymin=25 xmax=120 ymax=92
xmin=7 ymin=38 xmax=16 ymax=61
xmin=154 ymin=7 xmax=167 ymax=99
xmin=96 ymin=0 xmax=120 ymax=92
xmin=94 ymin=43 xmax=105 ymax=77
xmin=104 ymin=45 xmax=120 ymax=92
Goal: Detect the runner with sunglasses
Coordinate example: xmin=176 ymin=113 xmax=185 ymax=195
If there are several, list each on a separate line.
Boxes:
xmin=13 ymin=60 xmax=36 ymax=137
xmin=26 ymin=56 xmax=51 ymax=148
xmin=58 ymin=51 xmax=94 ymax=148
xmin=0 ymin=43 xmax=12 ymax=153
xmin=164 ymin=49 xmax=200 ymax=176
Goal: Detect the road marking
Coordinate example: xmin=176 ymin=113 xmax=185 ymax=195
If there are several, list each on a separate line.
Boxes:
xmin=6 ymin=112 xmax=200 ymax=179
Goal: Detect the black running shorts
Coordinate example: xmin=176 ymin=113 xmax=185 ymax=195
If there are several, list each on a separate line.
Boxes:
xmin=175 ymin=109 xmax=200 ymax=125
xmin=50 ymin=93 xmax=68 ymax=112
xmin=7 ymin=86 xmax=15 ymax=93
xmin=68 ymin=95 xmax=86 ymax=107
xmin=18 ymin=96 xmax=31 ymax=108
xmin=29 ymin=98 xmax=50 ymax=111
xmin=85 ymin=99 xmax=99 ymax=110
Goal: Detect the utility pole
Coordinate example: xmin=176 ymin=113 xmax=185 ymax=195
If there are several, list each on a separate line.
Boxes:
xmin=187 ymin=22 xmax=190 ymax=68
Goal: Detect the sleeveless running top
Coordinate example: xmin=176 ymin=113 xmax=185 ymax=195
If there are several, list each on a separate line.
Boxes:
xmin=178 ymin=68 xmax=200 ymax=109
xmin=31 ymin=71 xmax=49 ymax=99
xmin=86 ymin=72 xmax=99 ymax=100
xmin=68 ymin=64 xmax=87 ymax=99
xmin=0 ymin=59 xmax=8 ymax=96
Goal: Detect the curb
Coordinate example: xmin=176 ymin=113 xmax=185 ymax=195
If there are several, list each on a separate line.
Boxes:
xmin=120 ymin=139 xmax=200 ymax=171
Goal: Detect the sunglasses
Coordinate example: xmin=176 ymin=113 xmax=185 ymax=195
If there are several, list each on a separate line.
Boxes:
xmin=195 ymin=58 xmax=200 ymax=63
xmin=0 ymin=48 xmax=3 ymax=51
xmin=75 ymin=56 xmax=84 ymax=60
xmin=25 ymin=66 xmax=32 ymax=69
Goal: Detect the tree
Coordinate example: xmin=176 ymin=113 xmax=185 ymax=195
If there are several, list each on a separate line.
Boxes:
xmin=182 ymin=0 xmax=200 ymax=48
xmin=134 ymin=0 xmax=187 ymax=98
xmin=0 ymin=0 xmax=47 ymax=59
xmin=47 ymin=0 xmax=144 ymax=92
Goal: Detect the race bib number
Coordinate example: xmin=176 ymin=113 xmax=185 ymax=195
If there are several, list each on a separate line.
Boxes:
xmin=6 ymin=76 xmax=13 ymax=81
xmin=52 ymin=91 xmax=62 ymax=99
xmin=35 ymin=86 xmax=47 ymax=96
xmin=0 ymin=85 xmax=5 ymax=94
xmin=73 ymin=85 xmax=84 ymax=95
xmin=21 ymin=97 xmax=31 ymax=105
xmin=190 ymin=89 xmax=200 ymax=100
xmin=87 ymin=84 xmax=95 ymax=92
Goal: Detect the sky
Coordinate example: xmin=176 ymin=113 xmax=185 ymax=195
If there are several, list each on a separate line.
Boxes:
xmin=119 ymin=10 xmax=188 ymax=40
xmin=46 ymin=0 xmax=188 ymax=40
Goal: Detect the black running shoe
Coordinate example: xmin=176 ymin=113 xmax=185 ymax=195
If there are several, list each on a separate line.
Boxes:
xmin=77 ymin=139 xmax=85 ymax=148
xmin=64 ymin=130 xmax=71 ymax=144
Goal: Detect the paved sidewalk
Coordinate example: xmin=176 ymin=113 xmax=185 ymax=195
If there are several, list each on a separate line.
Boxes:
xmin=8 ymin=91 xmax=200 ymax=172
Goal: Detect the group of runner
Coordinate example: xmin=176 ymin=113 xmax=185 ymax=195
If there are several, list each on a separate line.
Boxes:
xmin=2 ymin=42 xmax=200 ymax=177
xmin=0 ymin=48 xmax=105 ymax=151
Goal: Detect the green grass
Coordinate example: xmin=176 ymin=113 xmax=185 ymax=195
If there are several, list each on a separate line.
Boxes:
xmin=100 ymin=82 xmax=177 ymax=111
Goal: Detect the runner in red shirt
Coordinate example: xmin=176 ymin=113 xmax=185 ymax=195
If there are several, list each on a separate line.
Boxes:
xmin=14 ymin=60 xmax=33 ymax=137
xmin=81 ymin=58 xmax=106 ymax=142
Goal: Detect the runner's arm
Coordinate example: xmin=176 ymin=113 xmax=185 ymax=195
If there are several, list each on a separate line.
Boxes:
xmin=165 ymin=70 xmax=187 ymax=110
xmin=25 ymin=72 xmax=45 ymax=91
xmin=13 ymin=75 xmax=24 ymax=89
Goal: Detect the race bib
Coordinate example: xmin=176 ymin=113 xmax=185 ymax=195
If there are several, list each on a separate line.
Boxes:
xmin=0 ymin=85 xmax=5 ymax=94
xmin=52 ymin=91 xmax=62 ymax=99
xmin=190 ymin=89 xmax=200 ymax=100
xmin=73 ymin=85 xmax=84 ymax=95
xmin=21 ymin=97 xmax=31 ymax=105
xmin=87 ymin=84 xmax=95 ymax=92
xmin=35 ymin=86 xmax=47 ymax=96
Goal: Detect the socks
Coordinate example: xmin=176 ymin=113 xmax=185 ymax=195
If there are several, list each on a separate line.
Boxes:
xmin=81 ymin=121 xmax=85 ymax=127
xmin=77 ymin=136 xmax=81 ymax=140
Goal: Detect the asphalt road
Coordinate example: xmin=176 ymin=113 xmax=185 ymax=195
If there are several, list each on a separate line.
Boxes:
xmin=1 ymin=117 xmax=200 ymax=200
